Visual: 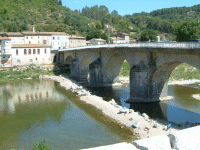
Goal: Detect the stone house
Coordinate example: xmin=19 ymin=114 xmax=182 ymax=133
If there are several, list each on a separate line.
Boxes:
xmin=90 ymin=38 xmax=106 ymax=45
xmin=69 ymin=35 xmax=87 ymax=48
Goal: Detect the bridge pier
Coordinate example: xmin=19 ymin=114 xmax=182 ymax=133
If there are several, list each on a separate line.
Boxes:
xmin=70 ymin=57 xmax=80 ymax=80
xmin=89 ymin=58 xmax=103 ymax=85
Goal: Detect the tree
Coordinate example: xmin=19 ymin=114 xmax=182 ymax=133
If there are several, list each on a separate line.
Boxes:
xmin=58 ymin=0 xmax=62 ymax=5
xmin=175 ymin=19 xmax=200 ymax=41
xmin=140 ymin=29 xmax=157 ymax=41
xmin=111 ymin=10 xmax=118 ymax=17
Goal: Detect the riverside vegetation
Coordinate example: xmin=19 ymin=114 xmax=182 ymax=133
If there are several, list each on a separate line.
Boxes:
xmin=120 ymin=62 xmax=200 ymax=81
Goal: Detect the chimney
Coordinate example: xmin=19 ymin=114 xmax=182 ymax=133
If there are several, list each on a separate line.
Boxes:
xmin=32 ymin=27 xmax=35 ymax=32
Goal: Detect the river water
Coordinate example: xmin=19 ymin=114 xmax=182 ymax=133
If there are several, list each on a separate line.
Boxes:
xmin=87 ymin=83 xmax=200 ymax=124
xmin=0 ymin=80 xmax=125 ymax=150
xmin=1 ymin=79 xmax=200 ymax=149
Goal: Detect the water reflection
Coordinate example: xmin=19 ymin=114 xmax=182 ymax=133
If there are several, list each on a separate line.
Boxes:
xmin=87 ymin=83 xmax=200 ymax=124
xmin=0 ymin=80 xmax=71 ymax=149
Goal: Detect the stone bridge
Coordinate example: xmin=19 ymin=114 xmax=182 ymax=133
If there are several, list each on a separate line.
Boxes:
xmin=57 ymin=43 xmax=200 ymax=103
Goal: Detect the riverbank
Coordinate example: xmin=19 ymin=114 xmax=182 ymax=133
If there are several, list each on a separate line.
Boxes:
xmin=42 ymin=75 xmax=182 ymax=140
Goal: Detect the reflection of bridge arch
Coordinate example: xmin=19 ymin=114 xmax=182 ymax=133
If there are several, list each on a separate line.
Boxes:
xmin=80 ymin=56 xmax=93 ymax=80
xmin=103 ymin=53 xmax=130 ymax=83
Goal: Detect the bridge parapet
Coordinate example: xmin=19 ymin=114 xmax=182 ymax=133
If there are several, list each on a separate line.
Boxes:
xmin=59 ymin=42 xmax=200 ymax=52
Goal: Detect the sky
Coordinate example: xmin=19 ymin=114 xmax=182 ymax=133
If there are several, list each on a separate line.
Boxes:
xmin=62 ymin=0 xmax=200 ymax=16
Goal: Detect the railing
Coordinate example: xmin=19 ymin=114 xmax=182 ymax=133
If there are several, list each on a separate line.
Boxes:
xmin=59 ymin=42 xmax=200 ymax=51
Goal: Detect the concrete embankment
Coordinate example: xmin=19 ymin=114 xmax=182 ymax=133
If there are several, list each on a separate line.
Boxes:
xmin=83 ymin=126 xmax=200 ymax=150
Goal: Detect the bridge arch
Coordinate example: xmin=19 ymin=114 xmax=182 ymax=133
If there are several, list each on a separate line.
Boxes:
xmin=65 ymin=55 xmax=73 ymax=64
xmin=149 ymin=60 xmax=200 ymax=100
xmin=80 ymin=56 xmax=93 ymax=80
xmin=103 ymin=53 xmax=131 ymax=83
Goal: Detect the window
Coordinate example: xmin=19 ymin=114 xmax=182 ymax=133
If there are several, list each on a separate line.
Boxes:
xmin=31 ymin=36 xmax=33 ymax=39
xmin=30 ymin=59 xmax=33 ymax=62
xmin=45 ymin=49 xmax=47 ymax=54
xmin=17 ymin=59 xmax=21 ymax=63
xmin=57 ymin=37 xmax=60 ymax=40
xmin=24 ymin=49 xmax=27 ymax=55
xmin=38 ymin=41 xmax=40 ymax=44
xmin=38 ymin=36 xmax=40 ymax=39
xmin=29 ymin=41 xmax=31 ymax=44
xmin=16 ymin=49 xmax=18 ymax=55
xmin=53 ymin=37 xmax=55 ymax=40
xmin=43 ymin=58 xmax=45 ymax=62
xmin=33 ymin=49 xmax=36 ymax=54
xmin=29 ymin=49 xmax=31 ymax=55
xmin=37 ymin=49 xmax=40 ymax=54
xmin=26 ymin=37 xmax=28 ymax=39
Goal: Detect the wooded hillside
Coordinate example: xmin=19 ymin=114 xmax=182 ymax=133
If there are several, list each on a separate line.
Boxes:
xmin=0 ymin=0 xmax=200 ymax=41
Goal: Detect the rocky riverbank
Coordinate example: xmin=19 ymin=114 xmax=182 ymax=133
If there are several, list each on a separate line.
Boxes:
xmin=41 ymin=75 xmax=184 ymax=140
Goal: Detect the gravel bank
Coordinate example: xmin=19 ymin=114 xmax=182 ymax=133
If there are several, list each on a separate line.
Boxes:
xmin=42 ymin=75 xmax=182 ymax=140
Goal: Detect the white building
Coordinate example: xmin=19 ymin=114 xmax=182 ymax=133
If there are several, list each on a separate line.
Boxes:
xmin=3 ymin=31 xmax=69 ymax=50
xmin=111 ymin=37 xmax=126 ymax=44
xmin=11 ymin=44 xmax=51 ymax=66
xmin=0 ymin=37 xmax=12 ymax=66
xmin=90 ymin=38 xmax=106 ymax=45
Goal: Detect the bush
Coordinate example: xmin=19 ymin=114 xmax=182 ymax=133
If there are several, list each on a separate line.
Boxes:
xmin=33 ymin=139 xmax=52 ymax=150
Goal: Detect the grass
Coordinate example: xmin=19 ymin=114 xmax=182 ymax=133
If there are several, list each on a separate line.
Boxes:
xmin=120 ymin=62 xmax=130 ymax=76
xmin=119 ymin=62 xmax=200 ymax=81
xmin=169 ymin=63 xmax=200 ymax=81
xmin=0 ymin=65 xmax=70 ymax=83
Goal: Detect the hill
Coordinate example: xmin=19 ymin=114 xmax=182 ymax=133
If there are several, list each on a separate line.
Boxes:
xmin=0 ymin=1 xmax=200 ymax=41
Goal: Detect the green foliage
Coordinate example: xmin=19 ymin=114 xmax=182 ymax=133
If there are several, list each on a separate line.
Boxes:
xmin=175 ymin=19 xmax=200 ymax=41
xmin=120 ymin=62 xmax=130 ymax=76
xmin=0 ymin=0 xmax=200 ymax=39
xmin=33 ymin=139 xmax=52 ymax=150
xmin=140 ymin=29 xmax=157 ymax=41
xmin=170 ymin=63 xmax=200 ymax=81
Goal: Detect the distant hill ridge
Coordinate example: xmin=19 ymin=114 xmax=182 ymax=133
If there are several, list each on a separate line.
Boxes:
xmin=0 ymin=1 xmax=199 ymax=40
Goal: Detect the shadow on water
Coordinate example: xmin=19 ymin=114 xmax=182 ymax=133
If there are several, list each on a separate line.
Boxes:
xmin=130 ymin=102 xmax=168 ymax=120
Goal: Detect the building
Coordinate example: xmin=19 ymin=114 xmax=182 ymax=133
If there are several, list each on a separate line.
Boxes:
xmin=0 ymin=37 xmax=12 ymax=66
xmin=3 ymin=30 xmax=69 ymax=50
xmin=69 ymin=35 xmax=87 ymax=48
xmin=11 ymin=44 xmax=51 ymax=66
xmin=110 ymin=32 xmax=130 ymax=44
xmin=111 ymin=37 xmax=126 ymax=44
xmin=90 ymin=38 xmax=106 ymax=45
xmin=117 ymin=32 xmax=129 ymax=43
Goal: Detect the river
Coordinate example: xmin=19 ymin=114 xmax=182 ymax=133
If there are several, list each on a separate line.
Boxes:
xmin=87 ymin=83 xmax=200 ymax=125
xmin=0 ymin=79 xmax=127 ymax=150
xmin=1 ymin=79 xmax=200 ymax=149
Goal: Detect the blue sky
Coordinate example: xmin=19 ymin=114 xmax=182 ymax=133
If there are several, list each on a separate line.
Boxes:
xmin=62 ymin=0 xmax=200 ymax=16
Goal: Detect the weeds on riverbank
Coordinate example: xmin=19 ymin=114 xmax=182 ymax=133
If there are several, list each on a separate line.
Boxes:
xmin=0 ymin=65 xmax=70 ymax=82
xmin=33 ymin=139 xmax=53 ymax=150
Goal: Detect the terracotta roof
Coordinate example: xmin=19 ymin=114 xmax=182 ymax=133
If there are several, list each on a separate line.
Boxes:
xmin=69 ymin=35 xmax=86 ymax=39
xmin=4 ymin=32 xmax=24 ymax=36
xmin=111 ymin=37 xmax=124 ymax=40
xmin=11 ymin=44 xmax=50 ymax=48
xmin=21 ymin=32 xmax=68 ymax=35
xmin=0 ymin=37 xmax=11 ymax=40
xmin=91 ymin=38 xmax=106 ymax=41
